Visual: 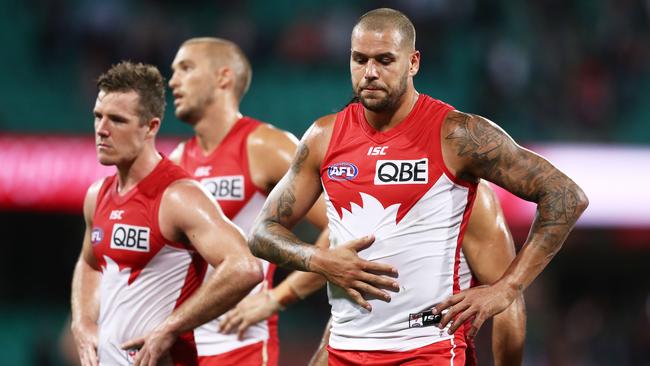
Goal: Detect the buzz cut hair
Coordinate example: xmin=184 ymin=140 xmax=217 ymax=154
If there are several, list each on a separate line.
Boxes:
xmin=182 ymin=37 xmax=253 ymax=101
xmin=354 ymin=8 xmax=416 ymax=50
xmin=97 ymin=61 xmax=166 ymax=123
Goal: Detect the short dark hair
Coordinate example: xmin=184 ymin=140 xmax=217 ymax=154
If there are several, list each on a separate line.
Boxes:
xmin=97 ymin=61 xmax=166 ymax=123
xmin=354 ymin=8 xmax=416 ymax=50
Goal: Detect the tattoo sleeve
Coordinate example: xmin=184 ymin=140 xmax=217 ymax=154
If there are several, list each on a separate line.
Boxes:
xmin=445 ymin=112 xmax=588 ymax=262
xmin=249 ymin=143 xmax=319 ymax=271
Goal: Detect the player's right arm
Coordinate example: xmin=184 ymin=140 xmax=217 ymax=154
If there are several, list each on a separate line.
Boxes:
xmin=462 ymin=181 xmax=526 ymax=366
xmin=249 ymin=115 xmax=399 ymax=310
xmin=70 ymin=179 xmax=103 ymax=366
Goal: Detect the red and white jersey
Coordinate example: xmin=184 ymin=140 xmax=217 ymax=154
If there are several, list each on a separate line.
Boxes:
xmin=92 ymin=158 xmax=203 ymax=366
xmin=180 ymin=117 xmax=277 ymax=356
xmin=321 ymin=94 xmax=478 ymax=352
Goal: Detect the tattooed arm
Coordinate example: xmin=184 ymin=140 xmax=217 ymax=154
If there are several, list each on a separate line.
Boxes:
xmin=434 ymin=111 xmax=588 ymax=336
xmin=249 ymin=115 xmax=399 ymax=310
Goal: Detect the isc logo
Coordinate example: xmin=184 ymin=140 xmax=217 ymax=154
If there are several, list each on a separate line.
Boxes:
xmin=194 ymin=166 xmax=212 ymax=177
xmin=109 ymin=210 xmax=124 ymax=220
xmin=408 ymin=309 xmax=441 ymax=328
xmin=327 ymin=162 xmax=358 ymax=181
xmin=374 ymin=158 xmax=428 ymax=185
xmin=367 ymin=146 xmax=387 ymax=156
xmin=110 ymin=224 xmax=150 ymax=252
xmin=201 ymin=175 xmax=244 ymax=200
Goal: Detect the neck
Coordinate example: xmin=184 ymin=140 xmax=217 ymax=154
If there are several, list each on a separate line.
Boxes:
xmin=193 ymin=95 xmax=242 ymax=154
xmin=116 ymin=143 xmax=162 ymax=193
xmin=364 ymin=88 xmax=419 ymax=132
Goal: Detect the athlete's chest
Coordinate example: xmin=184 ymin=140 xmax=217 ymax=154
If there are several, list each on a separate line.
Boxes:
xmin=91 ymin=199 xmax=163 ymax=271
xmin=322 ymin=129 xmax=441 ymax=187
xmin=322 ymin=133 xmax=446 ymax=223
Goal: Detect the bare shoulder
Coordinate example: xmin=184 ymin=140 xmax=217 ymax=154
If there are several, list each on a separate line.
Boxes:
xmin=168 ymin=141 xmax=186 ymax=165
xmin=442 ymin=110 xmax=511 ymax=158
xmin=85 ymin=177 xmax=106 ymax=200
xmin=249 ymin=123 xmax=299 ymax=147
xmin=300 ymin=113 xmax=337 ymax=159
xmin=441 ymin=110 xmax=520 ymax=182
xmin=308 ymin=113 xmax=337 ymax=139
xmin=162 ymin=178 xmax=212 ymax=207
xmin=248 ymin=123 xmax=299 ymax=160
xmin=83 ymin=177 xmax=106 ymax=221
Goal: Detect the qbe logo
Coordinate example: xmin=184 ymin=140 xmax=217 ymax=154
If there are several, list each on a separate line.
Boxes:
xmin=375 ymin=158 xmax=428 ymax=185
xmin=327 ymin=162 xmax=358 ymax=181
xmin=110 ymin=224 xmax=150 ymax=252
xmin=201 ymin=175 xmax=244 ymax=201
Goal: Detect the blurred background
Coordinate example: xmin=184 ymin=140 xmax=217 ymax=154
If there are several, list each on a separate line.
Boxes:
xmin=0 ymin=0 xmax=649 ymax=365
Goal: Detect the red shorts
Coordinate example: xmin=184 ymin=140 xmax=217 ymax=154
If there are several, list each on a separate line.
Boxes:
xmin=327 ymin=338 xmax=466 ymax=366
xmin=197 ymin=338 xmax=279 ymax=366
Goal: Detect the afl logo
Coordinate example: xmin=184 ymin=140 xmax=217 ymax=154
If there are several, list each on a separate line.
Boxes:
xmin=327 ymin=162 xmax=358 ymax=181
xmin=91 ymin=227 xmax=104 ymax=245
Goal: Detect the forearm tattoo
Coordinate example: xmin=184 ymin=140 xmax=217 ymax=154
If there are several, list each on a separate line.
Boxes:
xmin=249 ymin=143 xmax=315 ymax=271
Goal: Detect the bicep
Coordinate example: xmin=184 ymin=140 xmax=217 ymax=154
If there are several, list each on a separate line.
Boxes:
xmin=444 ymin=112 xmax=559 ymax=201
xmin=160 ymin=181 xmax=249 ymax=267
xmin=79 ymin=226 xmax=100 ymax=269
xmin=445 ymin=112 xmax=586 ymax=230
xmin=304 ymin=194 xmax=329 ymax=230
xmin=258 ymin=139 xmax=324 ymax=228
xmin=80 ymin=181 xmax=102 ymax=270
xmin=191 ymin=215 xmax=248 ymax=267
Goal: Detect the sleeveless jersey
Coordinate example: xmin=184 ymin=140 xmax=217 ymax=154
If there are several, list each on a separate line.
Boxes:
xmin=180 ymin=116 xmax=278 ymax=356
xmin=92 ymin=158 xmax=203 ymax=366
xmin=321 ymin=94 xmax=478 ymax=352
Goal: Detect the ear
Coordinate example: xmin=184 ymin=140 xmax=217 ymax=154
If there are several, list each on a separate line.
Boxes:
xmin=216 ymin=66 xmax=234 ymax=91
xmin=144 ymin=117 xmax=161 ymax=139
xmin=409 ymin=50 xmax=420 ymax=77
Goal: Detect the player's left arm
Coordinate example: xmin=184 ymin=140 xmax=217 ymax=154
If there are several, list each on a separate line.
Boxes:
xmin=435 ymin=111 xmax=588 ymax=336
xmin=123 ymin=179 xmax=263 ymax=366
xmin=462 ymin=181 xmax=525 ymax=366
xmin=218 ymin=125 xmax=329 ymax=338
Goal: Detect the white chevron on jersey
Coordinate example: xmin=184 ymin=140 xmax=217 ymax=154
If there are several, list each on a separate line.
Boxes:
xmin=324 ymin=174 xmax=472 ymax=352
xmin=98 ymin=246 xmax=193 ymax=365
